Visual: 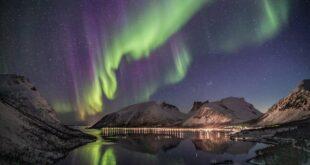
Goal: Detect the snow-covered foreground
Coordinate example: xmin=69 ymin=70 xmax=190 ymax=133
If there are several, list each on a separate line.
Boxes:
xmin=0 ymin=74 xmax=96 ymax=164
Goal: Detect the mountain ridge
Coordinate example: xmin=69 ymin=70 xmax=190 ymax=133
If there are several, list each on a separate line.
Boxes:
xmin=255 ymin=79 xmax=310 ymax=126
xmin=91 ymin=97 xmax=262 ymax=128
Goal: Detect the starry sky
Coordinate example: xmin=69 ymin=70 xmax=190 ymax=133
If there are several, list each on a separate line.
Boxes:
xmin=1 ymin=0 xmax=309 ymax=124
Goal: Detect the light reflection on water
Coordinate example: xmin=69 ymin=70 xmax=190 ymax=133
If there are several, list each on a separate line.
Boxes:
xmin=57 ymin=128 xmax=268 ymax=165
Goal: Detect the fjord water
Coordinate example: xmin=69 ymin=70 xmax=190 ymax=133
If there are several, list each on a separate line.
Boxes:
xmin=57 ymin=128 xmax=269 ymax=165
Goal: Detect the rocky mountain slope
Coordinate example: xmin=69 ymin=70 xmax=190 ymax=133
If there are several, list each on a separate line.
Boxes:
xmin=0 ymin=74 xmax=95 ymax=164
xmin=182 ymin=97 xmax=262 ymax=127
xmin=255 ymin=79 xmax=310 ymax=126
xmin=91 ymin=101 xmax=186 ymax=128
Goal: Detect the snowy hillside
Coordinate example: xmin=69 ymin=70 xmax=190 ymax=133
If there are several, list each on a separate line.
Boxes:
xmin=91 ymin=101 xmax=186 ymax=128
xmin=256 ymin=79 xmax=310 ymax=126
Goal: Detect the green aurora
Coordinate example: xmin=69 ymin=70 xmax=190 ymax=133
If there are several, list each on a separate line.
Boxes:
xmin=50 ymin=0 xmax=290 ymax=120
xmin=79 ymin=0 xmax=209 ymax=118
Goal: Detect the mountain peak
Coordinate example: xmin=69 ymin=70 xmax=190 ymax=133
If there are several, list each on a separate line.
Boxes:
xmin=183 ymin=97 xmax=262 ymax=127
xmin=0 ymin=74 xmax=30 ymax=86
xmin=297 ymin=79 xmax=310 ymax=91
xmin=0 ymin=74 xmax=59 ymax=123
xmin=190 ymin=101 xmax=208 ymax=112
xmin=91 ymin=101 xmax=185 ymax=128
xmin=160 ymin=101 xmax=180 ymax=112
xmin=220 ymin=97 xmax=245 ymax=102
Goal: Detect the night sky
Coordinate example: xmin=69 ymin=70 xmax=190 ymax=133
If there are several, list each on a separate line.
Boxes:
xmin=1 ymin=0 xmax=309 ymax=123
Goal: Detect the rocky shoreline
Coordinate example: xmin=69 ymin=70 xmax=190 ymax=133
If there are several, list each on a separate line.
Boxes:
xmin=230 ymin=118 xmax=310 ymax=164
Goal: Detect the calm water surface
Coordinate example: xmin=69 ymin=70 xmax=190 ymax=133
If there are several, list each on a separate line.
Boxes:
xmin=57 ymin=128 xmax=268 ymax=165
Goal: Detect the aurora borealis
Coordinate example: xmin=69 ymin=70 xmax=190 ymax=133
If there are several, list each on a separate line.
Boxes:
xmin=1 ymin=0 xmax=310 ymax=123
xmin=79 ymin=0 xmax=209 ymax=118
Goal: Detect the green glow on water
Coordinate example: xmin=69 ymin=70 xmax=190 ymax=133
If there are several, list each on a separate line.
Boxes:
xmin=101 ymin=148 xmax=116 ymax=165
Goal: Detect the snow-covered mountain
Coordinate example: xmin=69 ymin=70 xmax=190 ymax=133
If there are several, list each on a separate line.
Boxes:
xmin=91 ymin=97 xmax=262 ymax=128
xmin=182 ymin=97 xmax=262 ymax=127
xmin=0 ymin=74 xmax=95 ymax=164
xmin=256 ymin=79 xmax=310 ymax=126
xmin=91 ymin=101 xmax=186 ymax=128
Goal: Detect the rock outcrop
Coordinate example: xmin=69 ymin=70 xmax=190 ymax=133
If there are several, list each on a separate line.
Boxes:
xmin=182 ymin=97 xmax=262 ymax=127
xmin=0 ymin=74 xmax=96 ymax=164
xmin=256 ymin=79 xmax=310 ymax=126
